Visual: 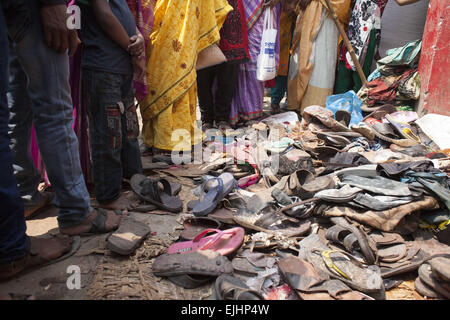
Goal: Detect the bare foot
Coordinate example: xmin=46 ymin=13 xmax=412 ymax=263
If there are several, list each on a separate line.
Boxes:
xmin=0 ymin=236 xmax=72 ymax=281
xmin=98 ymin=193 xmax=140 ymax=211
xmin=59 ymin=209 xmax=122 ymax=236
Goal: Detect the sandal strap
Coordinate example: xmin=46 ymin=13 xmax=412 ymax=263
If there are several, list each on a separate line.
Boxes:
xmin=343 ymin=233 xmax=359 ymax=252
xmin=320 ymin=250 xmax=352 ymax=281
xmin=89 ymin=208 xmax=108 ymax=233
xmin=326 ymin=225 xmax=352 ymax=243
xmin=222 ymin=286 xmax=237 ymax=300
xmin=141 ymin=178 xmax=174 ymax=203
xmin=141 ymin=179 xmax=161 ymax=203
xmin=199 ymin=177 xmax=224 ymax=202
xmin=193 ymin=229 xmax=224 ymax=251
xmin=158 ymin=178 xmax=173 ymax=196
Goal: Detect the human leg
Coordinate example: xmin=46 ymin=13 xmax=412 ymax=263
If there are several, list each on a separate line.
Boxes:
xmin=196 ymin=65 xmax=216 ymax=126
xmin=10 ymin=0 xmax=91 ymax=229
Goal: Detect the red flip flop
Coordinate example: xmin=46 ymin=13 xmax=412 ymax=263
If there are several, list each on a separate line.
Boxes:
xmin=167 ymin=227 xmax=245 ymax=256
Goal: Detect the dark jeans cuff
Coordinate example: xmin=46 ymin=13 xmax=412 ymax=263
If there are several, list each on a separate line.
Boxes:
xmin=57 ymin=208 xmax=92 ymax=229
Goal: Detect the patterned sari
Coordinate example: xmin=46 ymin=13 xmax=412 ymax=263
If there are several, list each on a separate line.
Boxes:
xmin=335 ymin=0 xmax=388 ymax=94
xmin=126 ymin=0 xmax=157 ymax=102
xmin=229 ymin=0 xmax=281 ymax=125
xmin=140 ymin=0 xmax=232 ymax=151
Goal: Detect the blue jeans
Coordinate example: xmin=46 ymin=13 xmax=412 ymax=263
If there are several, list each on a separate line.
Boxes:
xmin=82 ymin=69 xmax=142 ymax=203
xmin=7 ymin=0 xmax=92 ymax=229
xmin=0 ymin=2 xmax=29 ymax=265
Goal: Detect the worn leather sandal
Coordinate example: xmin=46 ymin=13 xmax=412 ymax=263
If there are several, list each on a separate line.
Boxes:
xmin=329 ymin=217 xmax=377 ymax=265
xmin=213 ymin=274 xmax=265 ymax=300
xmin=278 ymin=256 xmax=374 ymax=300
xmin=106 ymin=217 xmax=151 ymax=255
xmin=130 ymin=174 xmax=183 ymax=213
xmin=152 ymin=250 xmax=233 ymax=278
xmin=418 ymin=261 xmax=450 ymax=299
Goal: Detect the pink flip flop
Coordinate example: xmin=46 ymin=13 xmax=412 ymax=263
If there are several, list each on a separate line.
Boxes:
xmin=237 ymin=173 xmax=260 ymax=189
xmin=167 ymin=227 xmax=245 ymax=256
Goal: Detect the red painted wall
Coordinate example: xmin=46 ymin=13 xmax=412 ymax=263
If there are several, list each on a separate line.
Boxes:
xmin=418 ymin=0 xmax=450 ymax=116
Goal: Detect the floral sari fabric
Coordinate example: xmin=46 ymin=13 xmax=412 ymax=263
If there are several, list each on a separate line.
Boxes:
xmin=344 ymin=0 xmax=388 ymax=71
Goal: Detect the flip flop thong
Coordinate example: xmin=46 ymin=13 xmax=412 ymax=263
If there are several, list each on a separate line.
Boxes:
xmin=167 ymin=227 xmax=245 ymax=257
xmin=74 ymin=208 xmax=122 ymax=236
xmin=193 ymin=173 xmax=236 ymax=217
xmin=130 ymin=174 xmax=183 ymax=213
xmin=213 ymin=274 xmax=265 ymax=300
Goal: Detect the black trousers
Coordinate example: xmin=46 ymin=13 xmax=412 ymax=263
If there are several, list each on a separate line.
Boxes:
xmin=197 ymin=62 xmax=239 ymax=123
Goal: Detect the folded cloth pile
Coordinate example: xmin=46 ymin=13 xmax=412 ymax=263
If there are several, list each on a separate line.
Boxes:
xmin=358 ymin=40 xmax=422 ymax=111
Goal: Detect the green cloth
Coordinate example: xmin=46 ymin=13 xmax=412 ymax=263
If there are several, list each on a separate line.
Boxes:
xmin=271 ymin=75 xmax=288 ymax=105
xmin=335 ymin=29 xmax=377 ymax=94
xmin=377 ymin=40 xmax=422 ymax=68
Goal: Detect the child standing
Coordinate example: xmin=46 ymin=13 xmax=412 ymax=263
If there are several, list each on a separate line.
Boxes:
xmin=78 ymin=0 xmax=144 ymax=210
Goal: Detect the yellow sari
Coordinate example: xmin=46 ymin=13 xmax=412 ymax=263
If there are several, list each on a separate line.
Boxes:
xmin=140 ymin=0 xmax=232 ymax=151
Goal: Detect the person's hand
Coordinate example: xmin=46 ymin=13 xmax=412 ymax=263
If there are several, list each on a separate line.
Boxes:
xmin=131 ymin=55 xmax=145 ymax=78
xmin=128 ymin=34 xmax=145 ymax=58
xmin=68 ymin=31 xmax=81 ymax=57
xmin=40 ymin=4 xmax=80 ymax=56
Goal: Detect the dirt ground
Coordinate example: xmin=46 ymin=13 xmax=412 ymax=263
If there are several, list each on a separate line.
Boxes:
xmin=0 ymin=96 xmax=444 ymax=300
xmin=0 ymin=165 xmax=434 ymax=301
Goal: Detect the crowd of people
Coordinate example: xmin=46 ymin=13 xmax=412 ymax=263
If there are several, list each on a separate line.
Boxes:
xmin=0 ymin=0 xmax=429 ymax=289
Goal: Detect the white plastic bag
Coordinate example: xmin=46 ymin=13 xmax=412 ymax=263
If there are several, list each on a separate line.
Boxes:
xmin=256 ymin=7 xmax=277 ymax=81
xmin=415 ymin=114 xmax=450 ymax=150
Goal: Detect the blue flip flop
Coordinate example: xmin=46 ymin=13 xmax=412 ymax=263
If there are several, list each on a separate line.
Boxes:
xmin=193 ymin=173 xmax=236 ymax=217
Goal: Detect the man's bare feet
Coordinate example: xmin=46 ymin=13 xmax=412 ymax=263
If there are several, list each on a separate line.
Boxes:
xmin=0 ymin=236 xmax=72 ymax=281
xmin=60 ymin=208 xmax=122 ymax=236
xmin=97 ymin=193 xmax=140 ymax=211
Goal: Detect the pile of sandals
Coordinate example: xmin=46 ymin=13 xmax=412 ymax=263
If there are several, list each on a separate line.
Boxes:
xmin=129 ymin=105 xmax=450 ymax=301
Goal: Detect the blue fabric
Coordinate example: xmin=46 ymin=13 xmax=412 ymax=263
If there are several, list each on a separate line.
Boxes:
xmin=7 ymin=44 xmax=43 ymax=209
xmin=348 ymin=137 xmax=382 ymax=152
xmin=0 ymin=3 xmax=29 ymax=265
xmin=326 ymin=90 xmax=363 ymax=127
